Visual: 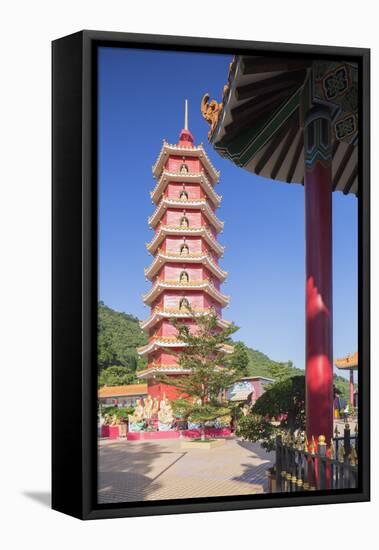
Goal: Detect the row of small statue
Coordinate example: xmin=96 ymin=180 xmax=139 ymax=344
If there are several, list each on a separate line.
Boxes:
xmin=128 ymin=394 xmax=174 ymax=431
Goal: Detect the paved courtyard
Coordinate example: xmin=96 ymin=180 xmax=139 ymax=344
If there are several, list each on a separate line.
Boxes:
xmin=98 ymin=436 xmax=274 ymax=503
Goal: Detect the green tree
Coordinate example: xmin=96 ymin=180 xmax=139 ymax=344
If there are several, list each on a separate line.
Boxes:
xmin=267 ymin=359 xmax=297 ymax=383
xmin=333 ymin=374 xmax=353 ymax=401
xmin=158 ymin=308 xmax=249 ymax=439
xmin=237 ymin=375 xmax=305 ymax=451
xmin=253 ymin=375 xmax=305 ymax=430
xmin=239 ymin=345 xmax=302 ymax=379
xmin=98 ymin=365 xmax=140 ymax=388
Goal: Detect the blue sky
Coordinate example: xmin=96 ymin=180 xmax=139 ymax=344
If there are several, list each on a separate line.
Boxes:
xmin=98 ymin=47 xmax=358 ymax=380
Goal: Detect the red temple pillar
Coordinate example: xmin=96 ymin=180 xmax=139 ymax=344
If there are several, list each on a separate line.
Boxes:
xmin=304 ymin=106 xmax=333 ymax=443
xmin=349 ymin=369 xmax=354 ymax=406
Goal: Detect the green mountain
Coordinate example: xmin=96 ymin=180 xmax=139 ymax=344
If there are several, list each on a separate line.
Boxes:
xmin=241 ymin=346 xmax=303 ymax=379
xmin=243 ymin=345 xmax=350 ymax=399
xmin=97 ymin=302 xmax=351 ymax=398
xmin=98 ymin=301 xmax=147 ymax=385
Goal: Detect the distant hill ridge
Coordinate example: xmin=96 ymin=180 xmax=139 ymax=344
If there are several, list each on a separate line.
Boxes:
xmin=98 ymin=302 xmax=350 ymax=398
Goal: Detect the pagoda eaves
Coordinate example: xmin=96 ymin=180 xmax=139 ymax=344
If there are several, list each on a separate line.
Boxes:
xmin=139 ymin=307 xmax=231 ymax=331
xmin=142 ymin=279 xmax=230 ymax=307
xmin=148 ymin=197 xmax=224 ymax=233
xmin=150 ymin=170 xmax=222 ymax=207
xmin=137 ymin=337 xmax=234 ymax=357
xmin=152 ymin=141 xmax=220 ymax=184
xmin=144 ymin=250 xmax=228 ymax=282
xmin=146 ymin=225 xmax=225 ymax=256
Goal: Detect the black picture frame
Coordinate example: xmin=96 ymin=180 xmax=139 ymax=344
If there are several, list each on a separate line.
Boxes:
xmin=52 ymin=30 xmax=370 ymax=520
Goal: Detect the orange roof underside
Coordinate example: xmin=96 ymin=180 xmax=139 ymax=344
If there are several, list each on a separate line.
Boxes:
xmin=335 ymin=351 xmax=358 ymax=369
xmin=98 ymin=383 xmax=148 ymax=398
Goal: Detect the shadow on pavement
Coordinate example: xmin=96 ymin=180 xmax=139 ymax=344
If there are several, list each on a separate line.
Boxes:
xmin=233 ymin=438 xmax=273 ymax=492
xmin=98 ymin=440 xmax=186 ymax=503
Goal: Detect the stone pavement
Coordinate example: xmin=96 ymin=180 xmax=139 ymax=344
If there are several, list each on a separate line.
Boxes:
xmin=98 ymin=436 xmax=273 ymax=503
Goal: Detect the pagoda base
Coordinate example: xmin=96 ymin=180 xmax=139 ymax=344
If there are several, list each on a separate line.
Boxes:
xmin=147 ymin=377 xmax=184 ymax=401
xmin=126 ymin=427 xmax=231 ymax=441
xmin=127 ymin=431 xmax=179 ymax=441
xmin=101 ymin=425 xmax=120 ymax=439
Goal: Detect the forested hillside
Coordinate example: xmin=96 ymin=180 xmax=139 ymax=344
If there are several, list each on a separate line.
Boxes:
xmin=241 ymin=346 xmax=302 ymax=379
xmin=97 ymin=302 xmax=147 ymax=386
xmin=97 ymin=302 xmax=351 ymax=398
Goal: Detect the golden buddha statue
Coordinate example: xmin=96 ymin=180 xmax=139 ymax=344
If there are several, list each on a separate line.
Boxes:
xmin=180 ymin=243 xmax=189 ymax=256
xmin=180 ymin=215 xmax=189 ymax=228
xmin=179 ymin=297 xmax=190 ymax=311
xmin=179 ymin=188 xmax=188 ymax=200
xmin=180 ymin=270 xmax=189 ymax=283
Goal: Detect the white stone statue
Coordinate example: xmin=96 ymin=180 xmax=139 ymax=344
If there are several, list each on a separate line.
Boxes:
xmin=128 ymin=398 xmax=144 ymax=424
xmin=158 ymin=395 xmax=174 ymax=425
xmin=144 ymin=395 xmax=153 ymax=420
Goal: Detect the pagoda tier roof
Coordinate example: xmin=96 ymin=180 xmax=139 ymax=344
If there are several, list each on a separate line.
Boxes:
xmin=137 ymin=337 xmax=186 ymax=356
xmin=137 ymin=337 xmax=234 ymax=357
xmin=202 ymin=57 xmax=358 ymax=196
xmin=142 ymin=279 xmax=230 ymax=307
xmin=137 ymin=364 xmax=192 ymax=379
xmin=139 ymin=306 xmax=231 ymax=331
xmin=144 ymin=250 xmax=228 ymax=282
xmin=148 ymin=197 xmax=224 ymax=233
xmin=335 ymin=351 xmax=358 ymax=370
xmin=150 ymin=171 xmax=221 ymax=207
xmin=146 ymin=225 xmax=224 ymax=257
xmin=152 ymin=141 xmax=220 ymax=184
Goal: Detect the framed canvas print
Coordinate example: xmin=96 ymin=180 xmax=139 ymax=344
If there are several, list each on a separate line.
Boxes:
xmin=52 ymin=30 xmax=370 ymax=520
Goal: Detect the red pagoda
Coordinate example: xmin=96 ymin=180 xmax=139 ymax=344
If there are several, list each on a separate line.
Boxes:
xmin=137 ymin=101 xmax=230 ymax=400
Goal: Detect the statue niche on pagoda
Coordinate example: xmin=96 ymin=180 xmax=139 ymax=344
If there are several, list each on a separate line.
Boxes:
xmin=179 ymin=297 xmax=190 ymax=311
xmin=180 ymin=270 xmax=189 ymax=283
xmin=137 ymin=99 xmax=230 ymax=401
xmin=180 ymin=213 xmax=189 ymax=228
xmin=179 ymin=185 xmax=188 ymax=200
xmin=180 ymin=159 xmax=189 ymax=174
xmin=180 ymin=241 xmax=189 ymax=256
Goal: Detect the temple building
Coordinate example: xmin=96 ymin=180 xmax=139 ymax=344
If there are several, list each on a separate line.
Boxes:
xmin=335 ymin=351 xmax=358 ymax=407
xmin=137 ymin=101 xmax=230 ymax=400
xmin=98 ymin=384 xmax=148 ymax=407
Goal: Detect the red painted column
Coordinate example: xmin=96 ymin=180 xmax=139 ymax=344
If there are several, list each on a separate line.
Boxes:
xmin=349 ymin=369 xmax=354 ymax=406
xmin=304 ymin=108 xmax=333 ymax=443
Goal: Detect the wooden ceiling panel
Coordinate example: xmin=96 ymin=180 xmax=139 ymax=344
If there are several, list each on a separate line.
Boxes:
xmin=241 ymin=56 xmax=311 ymax=75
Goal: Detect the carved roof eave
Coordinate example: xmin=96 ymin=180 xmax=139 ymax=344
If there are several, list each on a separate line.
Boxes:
xmin=152 ymin=141 xmax=220 ymax=184
xmin=204 ymin=58 xmax=358 ymax=196
xmin=137 ymin=365 xmax=192 ymax=379
xmin=139 ymin=309 xmax=231 ymax=331
xmin=144 ymin=251 xmax=228 ymax=282
xmin=146 ymin=226 xmax=225 ymax=257
xmin=150 ymin=171 xmax=222 ymax=207
xmin=335 ymin=351 xmax=358 ymax=370
xmin=148 ymin=198 xmax=224 ymax=233
xmin=142 ymin=280 xmax=230 ymax=307
xmin=137 ymin=338 xmax=186 ymax=357
xmin=137 ymin=338 xmax=234 ymax=357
